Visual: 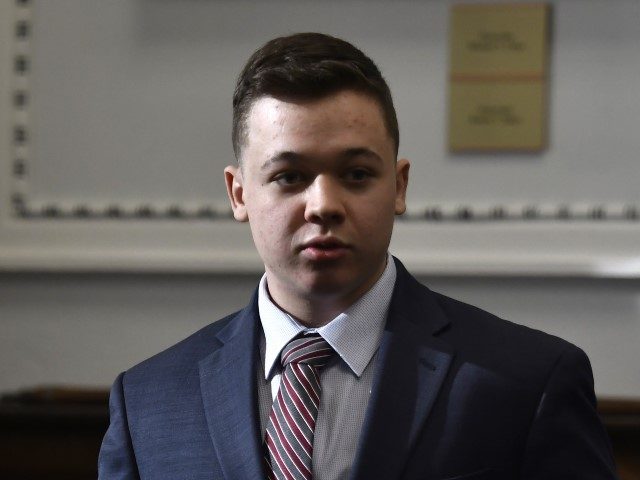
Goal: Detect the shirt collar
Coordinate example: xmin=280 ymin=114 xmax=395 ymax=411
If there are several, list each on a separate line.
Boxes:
xmin=258 ymin=254 xmax=396 ymax=380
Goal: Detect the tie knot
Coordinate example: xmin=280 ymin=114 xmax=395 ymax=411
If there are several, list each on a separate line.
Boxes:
xmin=280 ymin=334 xmax=334 ymax=369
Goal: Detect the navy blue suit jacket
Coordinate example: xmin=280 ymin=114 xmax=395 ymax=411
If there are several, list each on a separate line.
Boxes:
xmin=99 ymin=259 xmax=618 ymax=479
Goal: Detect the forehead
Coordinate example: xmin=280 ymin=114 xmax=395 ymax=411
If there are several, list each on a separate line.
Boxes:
xmin=241 ymin=90 xmax=394 ymax=164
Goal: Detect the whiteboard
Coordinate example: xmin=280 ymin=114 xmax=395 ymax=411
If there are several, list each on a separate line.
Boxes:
xmin=1 ymin=0 xmax=639 ymax=276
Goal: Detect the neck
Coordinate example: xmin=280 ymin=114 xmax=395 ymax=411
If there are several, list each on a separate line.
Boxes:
xmin=265 ymin=257 xmax=388 ymax=328
xmin=269 ymin=294 xmax=348 ymax=328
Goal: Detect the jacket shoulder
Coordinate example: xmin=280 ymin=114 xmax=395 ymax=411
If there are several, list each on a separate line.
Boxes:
xmin=430 ymin=289 xmax=587 ymax=380
xmin=393 ymin=258 xmax=582 ymax=364
xmin=122 ymin=309 xmax=242 ymax=388
xmin=436 ymin=290 xmax=574 ymax=349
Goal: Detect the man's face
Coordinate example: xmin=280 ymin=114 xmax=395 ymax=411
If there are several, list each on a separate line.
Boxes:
xmin=225 ymin=90 xmax=409 ymax=310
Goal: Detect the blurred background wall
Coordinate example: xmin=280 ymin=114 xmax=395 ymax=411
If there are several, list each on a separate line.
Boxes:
xmin=2 ymin=272 xmax=640 ymax=397
xmin=1 ymin=0 xmax=639 ymax=401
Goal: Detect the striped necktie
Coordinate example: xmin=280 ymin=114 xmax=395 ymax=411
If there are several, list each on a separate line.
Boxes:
xmin=265 ymin=334 xmax=335 ymax=480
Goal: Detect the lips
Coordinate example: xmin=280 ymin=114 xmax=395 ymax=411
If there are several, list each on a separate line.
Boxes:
xmin=301 ymin=237 xmax=347 ymax=249
xmin=299 ymin=237 xmax=350 ymax=261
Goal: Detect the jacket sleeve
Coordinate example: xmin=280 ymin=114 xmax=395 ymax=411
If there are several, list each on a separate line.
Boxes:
xmin=98 ymin=372 xmax=141 ymax=480
xmin=520 ymin=346 xmax=619 ymax=479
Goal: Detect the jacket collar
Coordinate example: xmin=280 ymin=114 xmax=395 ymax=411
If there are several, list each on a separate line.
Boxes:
xmin=198 ymin=290 xmax=266 ymax=479
xmin=198 ymin=258 xmax=454 ymax=480
xmin=349 ymin=257 xmax=454 ymax=480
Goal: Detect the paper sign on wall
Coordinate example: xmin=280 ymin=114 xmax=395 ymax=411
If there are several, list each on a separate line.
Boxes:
xmin=448 ymin=3 xmax=550 ymax=152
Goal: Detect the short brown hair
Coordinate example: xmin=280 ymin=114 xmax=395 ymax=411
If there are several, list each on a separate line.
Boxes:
xmin=232 ymin=32 xmax=399 ymax=160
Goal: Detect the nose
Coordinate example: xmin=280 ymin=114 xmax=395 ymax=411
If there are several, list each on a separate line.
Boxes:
xmin=304 ymin=175 xmax=346 ymax=225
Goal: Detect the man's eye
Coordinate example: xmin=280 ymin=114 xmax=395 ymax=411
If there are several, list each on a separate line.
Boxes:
xmin=345 ymin=169 xmax=372 ymax=182
xmin=274 ymin=171 xmax=304 ymax=185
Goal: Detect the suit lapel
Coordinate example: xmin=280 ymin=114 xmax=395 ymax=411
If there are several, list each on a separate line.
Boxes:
xmin=199 ymin=293 xmax=265 ymax=480
xmin=350 ymin=259 xmax=454 ymax=480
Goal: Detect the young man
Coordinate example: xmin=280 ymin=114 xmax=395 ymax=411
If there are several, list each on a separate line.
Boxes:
xmin=99 ymin=33 xmax=618 ymax=479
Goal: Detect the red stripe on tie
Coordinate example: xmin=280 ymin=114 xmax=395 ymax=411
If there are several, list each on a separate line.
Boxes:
xmin=277 ymin=391 xmax=312 ymax=456
xmin=264 ymin=334 xmax=334 ymax=480
xmin=291 ymin=363 xmax=320 ymax=405
xmin=270 ymin=405 xmax=312 ymax=478
xmin=266 ymin=430 xmax=296 ymax=480
xmin=291 ymin=348 xmax=333 ymax=365
xmin=263 ymin=454 xmax=276 ymax=480
xmin=282 ymin=337 xmax=324 ymax=364
xmin=282 ymin=372 xmax=315 ymax=430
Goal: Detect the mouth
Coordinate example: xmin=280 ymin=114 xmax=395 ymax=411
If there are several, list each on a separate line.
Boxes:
xmin=299 ymin=237 xmax=351 ymax=261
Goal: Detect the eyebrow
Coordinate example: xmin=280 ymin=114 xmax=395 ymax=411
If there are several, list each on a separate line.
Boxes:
xmin=260 ymin=147 xmax=383 ymax=171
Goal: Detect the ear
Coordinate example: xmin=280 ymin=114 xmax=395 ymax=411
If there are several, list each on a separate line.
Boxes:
xmin=394 ymin=158 xmax=410 ymax=215
xmin=396 ymin=158 xmax=411 ymax=215
xmin=224 ymin=165 xmax=249 ymax=222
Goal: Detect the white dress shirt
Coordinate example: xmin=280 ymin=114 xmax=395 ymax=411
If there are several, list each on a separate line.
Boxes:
xmin=257 ymin=255 xmax=396 ymax=480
